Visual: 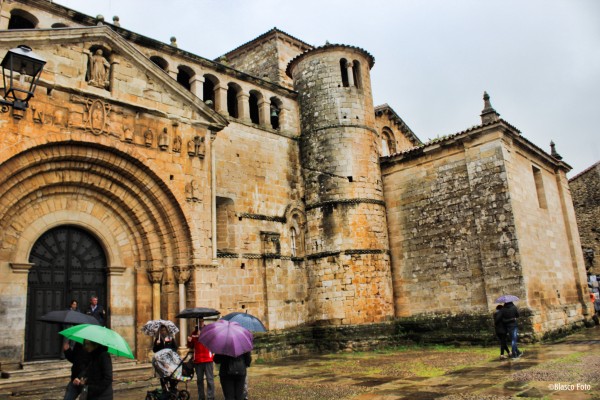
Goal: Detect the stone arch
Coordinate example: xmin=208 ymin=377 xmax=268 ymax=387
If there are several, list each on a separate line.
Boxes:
xmin=177 ymin=65 xmax=194 ymax=90
xmin=8 ymin=9 xmax=38 ymax=29
xmin=150 ymin=55 xmax=169 ymax=71
xmin=0 ymin=140 xmax=195 ymax=360
xmin=0 ymin=141 xmax=193 ymax=270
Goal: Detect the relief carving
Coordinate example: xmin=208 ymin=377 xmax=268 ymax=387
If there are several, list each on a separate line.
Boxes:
xmin=87 ymin=49 xmax=111 ymax=89
xmin=185 ymin=179 xmax=201 ymax=202
xmin=187 ymin=136 xmax=205 ymax=158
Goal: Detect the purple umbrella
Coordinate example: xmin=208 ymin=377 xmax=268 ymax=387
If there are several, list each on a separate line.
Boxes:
xmin=198 ymin=320 xmax=253 ymax=357
xmin=495 ymin=294 xmax=520 ymax=303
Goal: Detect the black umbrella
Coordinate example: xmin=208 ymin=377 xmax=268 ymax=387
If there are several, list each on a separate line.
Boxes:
xmin=38 ymin=310 xmax=100 ymax=325
xmin=176 ymin=307 xmax=220 ymax=319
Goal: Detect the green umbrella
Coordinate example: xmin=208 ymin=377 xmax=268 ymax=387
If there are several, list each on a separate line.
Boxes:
xmin=59 ymin=324 xmax=134 ymax=359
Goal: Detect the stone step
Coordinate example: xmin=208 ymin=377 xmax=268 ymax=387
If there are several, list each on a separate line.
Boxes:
xmin=0 ymin=358 xmax=155 ymax=399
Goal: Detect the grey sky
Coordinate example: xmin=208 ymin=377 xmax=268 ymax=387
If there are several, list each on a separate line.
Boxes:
xmin=55 ymin=0 xmax=600 ymax=177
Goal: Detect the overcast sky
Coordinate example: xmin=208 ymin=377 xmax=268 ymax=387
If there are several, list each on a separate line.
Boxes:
xmin=55 ymin=0 xmax=599 ymax=177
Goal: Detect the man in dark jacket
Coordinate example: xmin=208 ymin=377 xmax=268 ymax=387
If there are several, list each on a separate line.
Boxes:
xmin=501 ymin=301 xmax=522 ymax=358
xmin=85 ymin=295 xmax=106 ymax=326
xmin=493 ymin=305 xmax=511 ymax=359
xmin=63 ymin=341 xmax=89 ymax=400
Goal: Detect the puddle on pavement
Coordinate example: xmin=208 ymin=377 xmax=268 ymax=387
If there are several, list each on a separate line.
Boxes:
xmin=352 ymin=376 xmax=397 ymax=387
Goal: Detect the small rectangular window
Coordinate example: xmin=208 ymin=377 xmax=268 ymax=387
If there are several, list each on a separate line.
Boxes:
xmin=532 ymin=165 xmax=547 ymax=209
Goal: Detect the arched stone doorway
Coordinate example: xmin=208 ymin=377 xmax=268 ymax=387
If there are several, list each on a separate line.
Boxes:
xmin=25 ymin=225 xmax=107 ymax=361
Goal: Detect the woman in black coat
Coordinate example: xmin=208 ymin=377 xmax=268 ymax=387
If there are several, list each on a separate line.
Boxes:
xmin=493 ymin=305 xmax=511 ymax=359
xmin=72 ymin=340 xmax=113 ymax=399
xmin=213 ymin=352 xmax=252 ymax=400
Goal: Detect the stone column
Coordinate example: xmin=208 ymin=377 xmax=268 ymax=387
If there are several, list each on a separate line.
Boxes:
xmin=173 ymin=265 xmax=191 ymax=354
xmin=237 ymin=92 xmax=250 ymax=122
xmin=146 ymin=265 xmax=164 ymax=320
xmin=168 ymin=67 xmax=178 ymax=81
xmin=214 ymin=84 xmax=228 ymax=114
xmin=210 ymin=130 xmax=218 ymax=260
xmin=258 ymin=99 xmax=270 ymax=128
xmin=347 ymin=65 xmax=355 ymax=87
xmin=190 ymin=75 xmax=205 ymax=100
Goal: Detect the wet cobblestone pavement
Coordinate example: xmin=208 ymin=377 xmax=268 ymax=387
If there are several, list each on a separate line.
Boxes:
xmin=52 ymin=326 xmax=600 ymax=399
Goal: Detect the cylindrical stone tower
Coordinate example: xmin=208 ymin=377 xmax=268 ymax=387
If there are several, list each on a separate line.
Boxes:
xmin=287 ymin=44 xmax=394 ymax=325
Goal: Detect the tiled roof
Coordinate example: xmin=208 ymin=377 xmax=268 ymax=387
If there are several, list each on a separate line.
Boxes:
xmin=219 ymin=27 xmax=313 ymax=59
xmin=286 ymin=43 xmax=375 ymax=77
xmin=569 ymin=160 xmax=600 ymax=182
xmin=374 ymin=104 xmax=421 ymax=146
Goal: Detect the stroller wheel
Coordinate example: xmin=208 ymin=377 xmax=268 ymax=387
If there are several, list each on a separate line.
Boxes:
xmin=177 ymin=390 xmax=190 ymax=400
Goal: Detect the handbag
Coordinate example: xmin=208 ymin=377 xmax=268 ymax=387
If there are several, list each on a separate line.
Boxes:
xmin=79 ymin=385 xmax=89 ymax=400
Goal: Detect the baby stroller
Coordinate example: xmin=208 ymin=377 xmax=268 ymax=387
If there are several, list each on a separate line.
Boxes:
xmin=146 ymin=349 xmax=194 ymax=400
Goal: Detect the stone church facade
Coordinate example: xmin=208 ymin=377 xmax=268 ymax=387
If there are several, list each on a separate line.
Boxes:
xmin=0 ymin=0 xmax=591 ymax=368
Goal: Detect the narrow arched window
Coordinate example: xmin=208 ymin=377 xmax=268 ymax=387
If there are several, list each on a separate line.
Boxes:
xmin=227 ymin=83 xmax=240 ymax=118
xmin=381 ymin=127 xmax=396 ymax=156
xmin=249 ymin=91 xmax=260 ymax=124
xmin=352 ymin=60 xmax=362 ymax=89
xmin=150 ymin=56 xmax=168 ymax=71
xmin=270 ymin=96 xmax=283 ymax=130
xmin=203 ymin=74 xmax=217 ymax=109
xmin=8 ymin=10 xmax=38 ymax=29
xmin=340 ymin=58 xmax=349 ymax=87
xmin=177 ymin=65 xmax=193 ymax=91
xmin=290 ymin=228 xmax=297 ymax=257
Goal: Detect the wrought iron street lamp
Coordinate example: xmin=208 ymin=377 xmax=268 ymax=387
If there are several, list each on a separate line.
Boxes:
xmin=1 ymin=45 xmax=46 ymax=112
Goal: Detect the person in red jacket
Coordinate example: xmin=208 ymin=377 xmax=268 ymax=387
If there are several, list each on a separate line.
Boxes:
xmin=188 ymin=319 xmax=215 ymax=400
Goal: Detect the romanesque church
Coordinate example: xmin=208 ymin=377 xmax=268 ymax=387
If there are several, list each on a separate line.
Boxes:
xmin=0 ymin=0 xmax=590 ymax=368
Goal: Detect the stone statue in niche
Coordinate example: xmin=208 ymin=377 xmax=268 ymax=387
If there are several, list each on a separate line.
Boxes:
xmin=194 ymin=136 xmax=205 ymax=158
xmin=185 ymin=180 xmax=201 ymax=202
xmin=158 ymin=128 xmax=169 ymax=151
xmin=173 ymin=136 xmax=182 ymax=153
xmin=87 ymin=49 xmax=111 ymax=89
xmin=144 ymin=129 xmax=153 ymax=147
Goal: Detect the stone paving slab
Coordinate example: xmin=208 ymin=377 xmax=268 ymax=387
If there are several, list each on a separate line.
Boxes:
xmin=3 ymin=326 xmax=599 ymax=399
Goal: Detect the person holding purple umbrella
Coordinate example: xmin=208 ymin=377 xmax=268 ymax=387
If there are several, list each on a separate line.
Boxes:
xmin=213 ymin=351 xmax=252 ymax=400
xmin=500 ymin=301 xmax=523 ymax=358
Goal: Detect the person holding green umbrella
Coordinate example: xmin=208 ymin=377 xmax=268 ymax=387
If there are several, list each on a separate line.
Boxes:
xmin=72 ymin=339 xmax=113 ymax=399
xmin=60 ymin=324 xmax=135 ymax=399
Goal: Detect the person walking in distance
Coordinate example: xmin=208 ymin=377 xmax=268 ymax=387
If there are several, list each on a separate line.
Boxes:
xmin=501 ymin=301 xmax=523 ymax=358
xmin=85 ymin=295 xmax=106 ymax=326
xmin=493 ymin=304 xmax=511 ymax=359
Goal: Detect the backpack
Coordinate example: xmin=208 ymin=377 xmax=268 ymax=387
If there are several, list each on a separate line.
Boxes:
xmin=227 ymin=355 xmax=246 ymax=376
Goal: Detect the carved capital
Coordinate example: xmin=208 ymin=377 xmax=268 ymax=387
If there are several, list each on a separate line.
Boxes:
xmin=173 ymin=265 xmax=191 ymax=284
xmin=146 ymin=265 xmax=164 ymax=284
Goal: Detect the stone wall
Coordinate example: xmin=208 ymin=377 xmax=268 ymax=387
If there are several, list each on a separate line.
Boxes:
xmin=570 ymin=162 xmax=600 ymax=276
xmin=506 ymin=137 xmax=589 ymax=332
xmin=383 ymin=130 xmax=522 ymax=317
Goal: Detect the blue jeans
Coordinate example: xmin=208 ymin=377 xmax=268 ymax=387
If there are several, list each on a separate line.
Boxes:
xmin=508 ymin=326 xmax=520 ymax=356
xmin=63 ymin=381 xmax=81 ymax=400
